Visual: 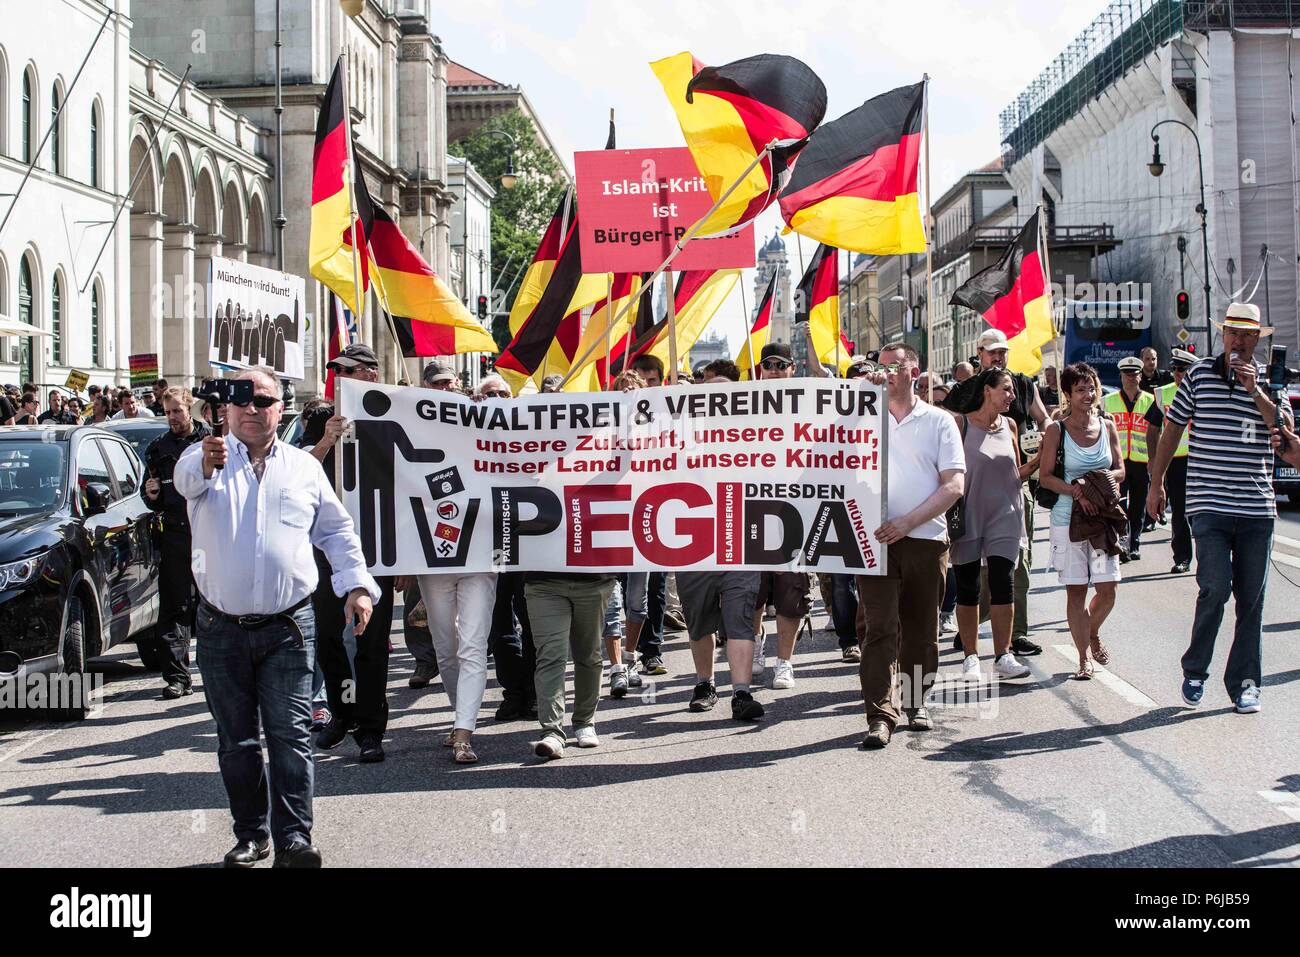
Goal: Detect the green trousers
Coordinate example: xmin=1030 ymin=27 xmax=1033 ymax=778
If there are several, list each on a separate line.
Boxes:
xmin=526 ymin=578 xmax=616 ymax=741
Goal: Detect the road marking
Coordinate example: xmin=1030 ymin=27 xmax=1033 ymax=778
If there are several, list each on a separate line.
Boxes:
xmin=1052 ymin=644 xmax=1157 ymax=707
xmin=1272 ymin=534 xmax=1300 ymax=550
xmin=1272 ymin=551 xmax=1300 ymax=570
xmin=1257 ymin=790 xmax=1300 ymax=823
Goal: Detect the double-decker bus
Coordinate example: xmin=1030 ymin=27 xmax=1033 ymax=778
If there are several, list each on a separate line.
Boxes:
xmin=1061 ymin=298 xmax=1152 ymax=388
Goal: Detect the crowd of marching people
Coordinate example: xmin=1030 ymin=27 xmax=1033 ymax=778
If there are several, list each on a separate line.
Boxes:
xmin=14 ymin=298 xmax=1285 ymax=866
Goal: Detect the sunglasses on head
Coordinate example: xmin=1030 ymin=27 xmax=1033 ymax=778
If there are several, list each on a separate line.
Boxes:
xmin=762 ymin=358 xmax=793 ymax=370
xmin=231 ymin=394 xmax=280 ymax=409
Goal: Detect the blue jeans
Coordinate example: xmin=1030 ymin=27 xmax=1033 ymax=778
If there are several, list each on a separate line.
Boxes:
xmin=1181 ymin=513 xmax=1272 ymax=699
xmin=196 ymin=602 xmax=316 ymax=850
xmin=828 ymin=574 xmax=859 ymax=648
xmin=639 ymin=572 xmax=666 ymax=658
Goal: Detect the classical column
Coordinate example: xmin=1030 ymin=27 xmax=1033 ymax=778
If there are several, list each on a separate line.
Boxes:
xmin=194 ymin=232 xmax=223 ymax=382
xmin=162 ymin=222 xmax=197 ymax=386
xmin=130 ymin=212 xmax=166 ymax=364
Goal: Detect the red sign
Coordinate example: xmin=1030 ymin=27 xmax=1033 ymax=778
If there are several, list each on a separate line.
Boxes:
xmin=574 ymin=148 xmax=756 ymax=273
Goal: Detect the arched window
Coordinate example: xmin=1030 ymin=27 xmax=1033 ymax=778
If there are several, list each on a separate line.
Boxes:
xmin=90 ymin=284 xmax=100 ymax=366
xmin=51 ymin=273 xmax=62 ymax=365
xmin=18 ymin=257 xmax=33 ymax=385
xmin=90 ymin=103 xmax=99 ymax=188
xmin=22 ymin=70 xmax=32 ymax=163
xmin=50 ymin=85 xmax=60 ymax=174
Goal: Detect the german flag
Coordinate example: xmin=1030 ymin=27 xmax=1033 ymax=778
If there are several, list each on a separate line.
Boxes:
xmin=736 ymin=271 xmax=778 ymax=380
xmin=495 ymin=210 xmax=607 ymax=392
xmin=353 ymin=173 xmax=497 ymax=355
xmin=950 ymin=210 xmax=1054 ymax=376
xmin=652 ymin=52 xmax=826 ymax=237
xmin=624 ymin=269 xmax=740 ymax=370
xmin=779 ymin=82 xmax=926 ymax=256
xmin=507 ymin=193 xmax=571 ymax=336
xmin=309 ymin=60 xmax=370 ymax=314
xmin=796 ymin=244 xmax=849 ymax=373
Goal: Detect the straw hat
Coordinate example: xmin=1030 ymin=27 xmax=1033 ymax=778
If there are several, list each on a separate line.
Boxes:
xmin=1213 ymin=302 xmax=1273 ymax=336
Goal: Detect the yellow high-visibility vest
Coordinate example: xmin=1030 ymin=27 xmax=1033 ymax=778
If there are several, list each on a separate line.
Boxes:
xmin=1156 ymin=381 xmax=1190 ymax=458
xmin=1104 ymin=390 xmax=1156 ymax=463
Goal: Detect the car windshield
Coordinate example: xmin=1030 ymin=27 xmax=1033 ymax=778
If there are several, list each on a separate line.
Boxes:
xmin=0 ymin=442 xmax=66 ymax=516
xmin=107 ymin=423 xmax=168 ymax=459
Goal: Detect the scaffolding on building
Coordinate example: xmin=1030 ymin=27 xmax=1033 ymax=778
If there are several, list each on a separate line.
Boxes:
xmin=999 ymin=1 xmax=1297 ymax=165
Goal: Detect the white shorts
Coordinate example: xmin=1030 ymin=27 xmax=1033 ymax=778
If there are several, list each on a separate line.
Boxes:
xmin=1049 ymin=525 xmax=1122 ymax=586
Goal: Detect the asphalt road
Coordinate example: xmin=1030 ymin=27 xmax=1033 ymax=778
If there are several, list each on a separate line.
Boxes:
xmin=2 ymin=510 xmax=1298 ymax=868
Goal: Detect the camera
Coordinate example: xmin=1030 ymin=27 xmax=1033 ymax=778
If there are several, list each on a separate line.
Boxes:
xmin=192 ymin=379 xmax=254 ymax=407
xmin=1268 ymin=346 xmax=1297 ymax=454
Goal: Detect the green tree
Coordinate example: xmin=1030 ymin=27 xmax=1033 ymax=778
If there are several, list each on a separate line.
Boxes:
xmin=450 ymin=109 xmax=568 ymax=351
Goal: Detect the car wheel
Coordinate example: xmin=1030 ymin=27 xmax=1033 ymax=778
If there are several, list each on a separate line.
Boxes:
xmin=48 ymin=596 xmax=92 ymax=722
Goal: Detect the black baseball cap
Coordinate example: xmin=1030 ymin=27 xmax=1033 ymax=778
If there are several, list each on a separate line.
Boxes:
xmin=327 ymin=343 xmax=379 ymax=371
xmin=760 ymin=342 xmax=794 ymax=363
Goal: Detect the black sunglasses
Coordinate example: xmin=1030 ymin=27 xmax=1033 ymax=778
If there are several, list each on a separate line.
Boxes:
xmin=231 ymin=394 xmax=280 ymax=409
xmin=761 ymin=358 xmax=793 ymax=370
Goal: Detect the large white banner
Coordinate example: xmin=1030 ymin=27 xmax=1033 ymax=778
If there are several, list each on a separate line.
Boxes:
xmin=208 ymin=256 xmax=306 ymax=380
xmin=338 ymin=379 xmax=888 ymax=575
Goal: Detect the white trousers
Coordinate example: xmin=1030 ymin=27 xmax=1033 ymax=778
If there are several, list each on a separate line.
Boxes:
xmin=417 ymin=572 xmax=497 ymax=733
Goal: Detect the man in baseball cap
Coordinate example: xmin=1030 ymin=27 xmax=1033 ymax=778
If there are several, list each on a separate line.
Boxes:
xmin=326 ymin=343 xmax=379 ymax=373
xmin=421 ymin=360 xmax=459 ymax=391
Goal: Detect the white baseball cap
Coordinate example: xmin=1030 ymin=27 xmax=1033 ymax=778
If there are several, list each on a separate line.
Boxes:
xmin=977 ymin=329 xmax=1009 ymax=351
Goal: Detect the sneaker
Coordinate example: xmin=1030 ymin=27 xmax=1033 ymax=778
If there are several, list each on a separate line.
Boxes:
xmin=641 ymin=656 xmax=668 ymax=676
xmin=357 ymin=732 xmax=385 ymax=763
xmin=311 ymin=707 xmax=331 ymax=732
xmin=939 ymin=611 xmax=957 ymax=635
xmin=994 ymin=653 xmax=1031 ymax=679
xmin=730 ymin=690 xmax=764 ymax=721
xmin=494 ymin=700 xmax=528 ymax=722
xmin=961 ymin=654 xmax=982 ymax=681
xmin=1171 ymin=562 xmax=1191 ymax=575
xmin=752 ymin=634 xmax=767 ymax=675
xmin=1010 ymin=636 xmax=1043 ymax=657
xmin=663 ymin=610 xmax=688 ymax=632
xmin=534 ymin=734 xmax=565 ymax=760
xmin=689 ymin=681 xmax=718 ymax=712
xmin=1128 ymin=549 xmax=1141 ymax=562
xmin=862 ymin=718 xmax=891 ymax=749
xmin=574 ymin=726 xmax=599 ymax=748
xmin=316 ymin=718 xmax=349 ymax=750
xmin=1181 ymin=678 xmax=1205 ymax=708
xmin=905 ymin=707 xmax=933 ymax=731
xmin=841 ymin=644 xmax=861 ymax=664
xmin=162 ymin=682 xmax=192 ymax=699
xmin=408 ymin=661 xmax=439 ymax=688
xmin=771 ymin=659 xmax=795 ymax=690
xmin=609 ymin=665 xmax=629 ymax=699
xmin=1234 ymin=686 xmax=1261 ymax=714
xmin=627 ymin=666 xmax=644 ymax=689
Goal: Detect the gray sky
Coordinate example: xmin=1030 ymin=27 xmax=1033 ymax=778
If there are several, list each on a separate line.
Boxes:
xmin=434 ymin=0 xmax=1106 ymax=352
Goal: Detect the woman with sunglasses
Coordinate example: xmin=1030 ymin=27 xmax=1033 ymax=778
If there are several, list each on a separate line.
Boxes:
xmin=949 ymin=368 xmax=1040 ymax=681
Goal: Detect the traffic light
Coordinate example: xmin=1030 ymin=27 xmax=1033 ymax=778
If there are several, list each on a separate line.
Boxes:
xmin=477 ymin=294 xmax=489 ymax=320
xmin=479 ymin=355 xmax=490 ymax=377
xmin=1175 ymin=290 xmax=1190 ymax=320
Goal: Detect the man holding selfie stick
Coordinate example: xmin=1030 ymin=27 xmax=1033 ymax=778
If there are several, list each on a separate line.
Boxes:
xmin=1146 ymin=303 xmax=1292 ymax=715
xmin=174 ymin=367 xmax=378 ymax=868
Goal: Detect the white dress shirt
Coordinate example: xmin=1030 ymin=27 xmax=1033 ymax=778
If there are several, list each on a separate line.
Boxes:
xmin=110 ymin=408 xmax=156 ymax=419
xmin=174 ymin=434 xmax=380 ymax=615
xmin=884 ymin=397 xmax=966 ymax=542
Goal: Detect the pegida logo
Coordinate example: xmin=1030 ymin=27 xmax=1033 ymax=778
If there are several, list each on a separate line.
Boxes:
xmin=49 ymin=887 xmax=151 ymax=937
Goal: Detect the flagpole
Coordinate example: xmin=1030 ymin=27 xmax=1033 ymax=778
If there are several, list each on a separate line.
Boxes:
xmin=603 ymin=274 xmax=614 ymax=389
xmin=665 ymin=271 xmax=679 ymax=384
xmin=922 ymin=74 xmax=936 ymax=404
xmin=559 ymin=141 xmax=778 ymax=386
xmin=1036 ymin=204 xmax=1062 ymax=387
xmin=339 ymin=52 xmax=368 ymax=345
xmin=834 ymin=249 xmax=843 ymax=376
xmin=740 ymin=274 xmax=757 ymax=379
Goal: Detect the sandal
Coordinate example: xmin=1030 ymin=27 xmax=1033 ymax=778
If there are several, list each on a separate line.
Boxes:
xmin=452 ymin=741 xmax=478 ymax=764
xmin=1072 ymin=660 xmax=1094 ymax=681
xmin=1089 ymin=636 xmax=1110 ymax=666
xmin=442 ymin=732 xmax=455 ymax=748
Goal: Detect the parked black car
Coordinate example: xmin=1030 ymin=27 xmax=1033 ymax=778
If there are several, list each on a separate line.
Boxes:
xmin=0 ymin=425 xmax=161 ymax=718
xmin=100 ymin=417 xmax=170 ymax=462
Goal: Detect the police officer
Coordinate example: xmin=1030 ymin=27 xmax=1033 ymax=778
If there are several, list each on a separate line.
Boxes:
xmin=142 ymin=387 xmax=210 ymax=697
xmin=1154 ymin=348 xmax=1197 ymax=574
xmin=1105 ymin=356 xmax=1163 ymax=562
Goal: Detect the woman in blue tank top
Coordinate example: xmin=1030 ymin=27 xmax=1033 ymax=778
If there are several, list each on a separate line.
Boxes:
xmin=1037 ymin=364 xmax=1125 ymax=679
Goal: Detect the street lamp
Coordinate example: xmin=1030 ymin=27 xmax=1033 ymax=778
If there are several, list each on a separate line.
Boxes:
xmin=477 ymin=128 xmax=520 ymax=190
xmin=339 ymin=0 xmax=365 ymax=17
xmin=1148 ymin=120 xmax=1212 ymax=346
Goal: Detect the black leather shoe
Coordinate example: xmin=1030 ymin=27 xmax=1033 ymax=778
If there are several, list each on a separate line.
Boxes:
xmin=316 ymin=719 xmax=349 ymax=750
xmin=162 ymin=682 xmax=192 ymax=699
xmin=273 ymin=841 xmax=322 ymax=868
xmin=357 ymin=732 xmax=385 ymax=763
xmin=494 ymin=700 xmax=527 ymax=722
xmin=1171 ymin=562 xmax=1191 ymax=575
xmin=223 ymin=839 xmax=270 ymax=868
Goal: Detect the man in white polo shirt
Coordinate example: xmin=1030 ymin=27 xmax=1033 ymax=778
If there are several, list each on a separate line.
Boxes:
xmin=856 ymin=341 xmax=965 ymax=750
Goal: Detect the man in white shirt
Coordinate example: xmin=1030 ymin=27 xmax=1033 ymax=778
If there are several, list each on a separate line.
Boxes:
xmin=175 ymin=367 xmax=377 ymax=868
xmin=110 ymin=390 xmax=155 ymax=419
xmin=856 ymin=342 xmax=965 ymax=749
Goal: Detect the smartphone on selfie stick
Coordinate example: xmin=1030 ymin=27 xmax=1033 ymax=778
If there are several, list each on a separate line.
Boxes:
xmin=1268 ymin=346 xmax=1297 ymax=454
